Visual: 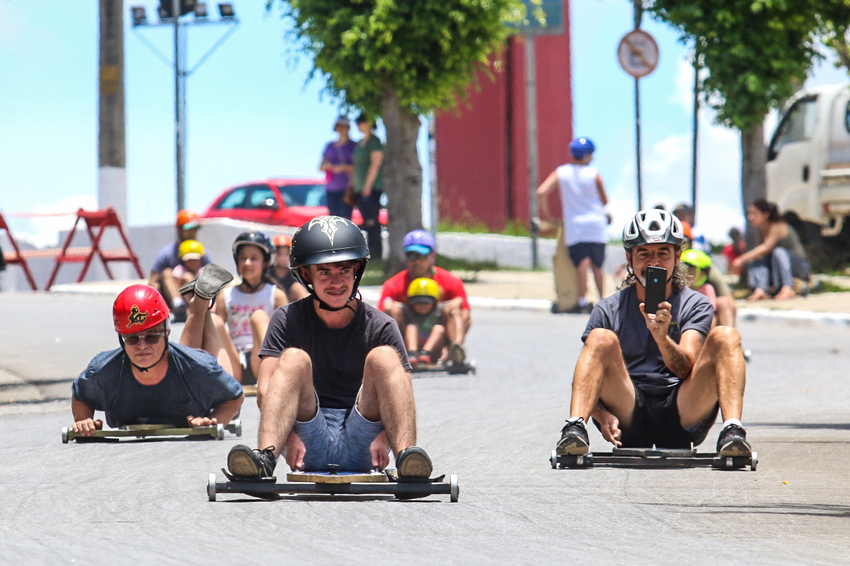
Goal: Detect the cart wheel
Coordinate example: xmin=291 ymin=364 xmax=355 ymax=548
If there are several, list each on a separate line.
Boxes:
xmin=235 ymin=420 xmax=242 ymax=437
xmin=207 ymin=473 xmax=217 ymax=502
xmin=61 ymin=427 xmax=69 ymax=444
xmin=450 ymin=474 xmax=459 ymax=502
xmin=550 ymin=449 xmax=558 ymax=469
xmin=750 ymin=452 xmax=758 ymax=472
xmin=216 ymin=423 xmax=225 ymax=440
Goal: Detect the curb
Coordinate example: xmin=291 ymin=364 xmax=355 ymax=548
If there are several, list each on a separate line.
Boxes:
xmin=51 ymin=283 xmax=850 ymax=327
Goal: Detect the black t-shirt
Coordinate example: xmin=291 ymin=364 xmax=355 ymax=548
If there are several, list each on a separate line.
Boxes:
xmin=265 ymin=267 xmax=298 ymax=297
xmin=259 ymin=298 xmax=411 ymax=409
xmin=582 ymin=285 xmax=713 ymax=393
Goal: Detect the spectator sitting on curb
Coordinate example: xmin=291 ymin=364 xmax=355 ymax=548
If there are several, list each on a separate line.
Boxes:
xmin=379 ymin=229 xmax=471 ymax=365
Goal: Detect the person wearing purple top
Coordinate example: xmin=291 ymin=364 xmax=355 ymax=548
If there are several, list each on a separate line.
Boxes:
xmin=320 ymin=116 xmax=357 ymax=219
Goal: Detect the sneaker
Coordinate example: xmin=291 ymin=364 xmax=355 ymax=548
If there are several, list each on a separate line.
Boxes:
xmin=408 ymin=350 xmax=419 ymax=367
xmin=417 ymin=350 xmax=432 ymax=365
xmin=580 ymin=302 xmax=594 ymax=314
xmin=716 ymin=423 xmax=752 ymax=457
xmin=448 ymin=342 xmax=466 ymax=365
xmin=556 ymin=417 xmax=590 ymax=455
xmin=170 ymin=302 xmax=187 ymax=323
xmin=227 ymin=444 xmax=277 ymax=479
xmin=395 ymin=446 xmax=433 ymax=479
xmin=192 ymin=264 xmax=234 ymax=301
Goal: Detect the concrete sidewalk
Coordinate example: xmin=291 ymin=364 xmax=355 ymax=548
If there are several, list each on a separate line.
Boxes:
xmin=47 ymin=269 xmax=850 ymax=327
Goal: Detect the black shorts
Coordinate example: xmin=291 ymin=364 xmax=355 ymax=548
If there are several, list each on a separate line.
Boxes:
xmin=568 ymin=242 xmax=605 ymax=269
xmin=594 ymin=382 xmax=719 ymax=449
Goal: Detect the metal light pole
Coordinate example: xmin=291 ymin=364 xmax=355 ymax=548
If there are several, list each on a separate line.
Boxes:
xmin=130 ymin=2 xmax=239 ymax=212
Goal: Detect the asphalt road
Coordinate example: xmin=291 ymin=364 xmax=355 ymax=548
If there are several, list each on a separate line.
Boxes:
xmin=1 ymin=293 xmax=849 ymax=564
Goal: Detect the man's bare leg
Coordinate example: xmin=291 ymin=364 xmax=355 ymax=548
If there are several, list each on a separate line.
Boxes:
xmin=249 ymin=309 xmax=271 ymax=378
xmin=213 ymin=315 xmax=242 ymax=384
xmin=559 ymin=328 xmax=634 ymax=453
xmin=678 ymin=326 xmax=745 ymax=426
xmin=715 ymin=295 xmax=737 ymax=327
xmin=591 ymin=264 xmax=605 ymax=301
xmin=256 ymin=350 xmax=318 ymax=458
xmin=179 ymin=295 xmax=233 ymax=375
xmin=575 ymin=257 xmax=590 ymax=302
xmin=357 ymin=345 xmax=416 ymax=454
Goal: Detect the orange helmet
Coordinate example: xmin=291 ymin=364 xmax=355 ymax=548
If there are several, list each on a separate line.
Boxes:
xmin=272 ymin=234 xmax=292 ymax=248
xmin=176 ymin=210 xmax=200 ymax=230
xmin=113 ymin=285 xmax=170 ymax=334
xmin=680 ymin=220 xmax=693 ymax=241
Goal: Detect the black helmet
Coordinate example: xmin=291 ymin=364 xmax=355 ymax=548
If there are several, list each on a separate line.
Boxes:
xmin=232 ymin=231 xmax=274 ymax=267
xmin=290 ymin=216 xmax=370 ymax=310
xmin=623 ymin=210 xmax=685 ymax=250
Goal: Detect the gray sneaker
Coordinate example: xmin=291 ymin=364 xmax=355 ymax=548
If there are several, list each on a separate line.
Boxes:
xmin=227 ymin=444 xmax=277 ymax=479
xmin=716 ymin=424 xmax=751 ymax=457
xmin=395 ymin=446 xmax=433 ymax=479
xmin=448 ymin=342 xmax=466 ymax=365
xmin=556 ymin=417 xmax=590 ymax=455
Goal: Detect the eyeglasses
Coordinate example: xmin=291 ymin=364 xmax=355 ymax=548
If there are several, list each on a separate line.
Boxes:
xmin=405 ymin=252 xmax=427 ymax=261
xmin=122 ymin=332 xmax=166 ymax=346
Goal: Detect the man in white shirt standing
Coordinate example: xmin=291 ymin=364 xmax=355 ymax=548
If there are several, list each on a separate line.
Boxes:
xmin=537 ymin=137 xmax=609 ymax=314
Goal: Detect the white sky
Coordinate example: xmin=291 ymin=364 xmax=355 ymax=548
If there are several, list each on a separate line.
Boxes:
xmin=0 ymin=0 xmax=847 ymax=247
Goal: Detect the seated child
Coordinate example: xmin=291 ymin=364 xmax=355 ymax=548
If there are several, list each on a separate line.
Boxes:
xmin=681 ymin=248 xmax=717 ymax=311
xmin=171 ymin=240 xmax=205 ymax=290
xmin=403 ymin=277 xmax=464 ymax=366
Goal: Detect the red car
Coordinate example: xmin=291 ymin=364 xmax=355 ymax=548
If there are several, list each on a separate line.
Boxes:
xmin=201 ymin=178 xmax=388 ymax=227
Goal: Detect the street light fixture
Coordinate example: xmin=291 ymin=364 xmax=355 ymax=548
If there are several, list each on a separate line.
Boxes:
xmin=128 ymin=2 xmax=239 ymax=212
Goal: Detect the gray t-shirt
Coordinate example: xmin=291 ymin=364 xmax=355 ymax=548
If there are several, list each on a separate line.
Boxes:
xmin=72 ymin=342 xmax=242 ymax=428
xmin=259 ymin=298 xmax=411 ymax=410
xmin=582 ymin=285 xmax=713 ymax=393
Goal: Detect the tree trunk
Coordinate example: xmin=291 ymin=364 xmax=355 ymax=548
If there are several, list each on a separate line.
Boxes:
xmin=381 ymin=85 xmax=424 ymax=274
xmin=741 ymin=123 xmax=766 ymax=245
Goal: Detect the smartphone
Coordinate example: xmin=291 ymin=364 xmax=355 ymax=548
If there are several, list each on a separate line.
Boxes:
xmin=643 ymin=266 xmax=667 ymax=314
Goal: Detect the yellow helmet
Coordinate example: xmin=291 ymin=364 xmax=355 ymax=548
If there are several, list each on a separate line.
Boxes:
xmin=407 ymin=277 xmax=440 ymax=304
xmin=178 ymin=239 xmax=205 ymax=261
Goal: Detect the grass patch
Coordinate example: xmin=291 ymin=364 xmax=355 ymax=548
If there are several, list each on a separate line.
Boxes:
xmin=437 ymin=218 xmax=556 ymax=239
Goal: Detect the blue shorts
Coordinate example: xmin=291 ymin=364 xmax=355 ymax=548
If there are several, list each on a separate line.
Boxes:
xmin=568 ymin=242 xmax=605 ymax=269
xmin=293 ymin=402 xmax=384 ymax=472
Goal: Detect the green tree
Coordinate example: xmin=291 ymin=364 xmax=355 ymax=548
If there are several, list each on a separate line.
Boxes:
xmin=649 ymin=0 xmax=821 ymax=216
xmin=273 ymin=0 xmax=524 ymax=272
xmin=816 ymin=0 xmax=850 ymax=71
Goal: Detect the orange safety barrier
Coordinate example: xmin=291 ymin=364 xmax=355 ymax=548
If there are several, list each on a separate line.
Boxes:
xmin=44 ymin=207 xmax=144 ymax=291
xmin=0 ymin=212 xmax=38 ymax=290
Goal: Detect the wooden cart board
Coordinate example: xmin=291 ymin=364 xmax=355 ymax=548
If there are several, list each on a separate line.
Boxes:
xmin=61 ymin=420 xmax=242 ymax=443
xmin=208 ymin=471 xmax=459 ymax=502
xmin=287 ymin=470 xmax=389 ymax=483
xmin=550 ymin=446 xmax=757 ymax=471
xmin=411 ymin=359 xmax=476 ymax=375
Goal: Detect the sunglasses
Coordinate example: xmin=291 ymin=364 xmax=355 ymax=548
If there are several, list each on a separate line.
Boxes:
xmin=405 ymin=252 xmax=427 ymax=261
xmin=122 ymin=332 xmax=166 ymax=346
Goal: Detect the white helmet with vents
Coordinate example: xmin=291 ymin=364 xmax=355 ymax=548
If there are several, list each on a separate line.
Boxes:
xmin=623 ymin=210 xmax=685 ymax=250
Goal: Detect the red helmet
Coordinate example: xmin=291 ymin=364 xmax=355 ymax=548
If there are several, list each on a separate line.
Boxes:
xmin=113 ymin=285 xmax=170 ymax=334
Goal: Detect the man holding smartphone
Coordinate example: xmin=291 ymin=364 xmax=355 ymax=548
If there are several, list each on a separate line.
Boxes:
xmin=554 ymin=209 xmax=752 ymax=458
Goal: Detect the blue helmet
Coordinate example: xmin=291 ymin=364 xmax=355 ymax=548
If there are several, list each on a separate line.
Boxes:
xmin=569 ymin=137 xmax=595 ymax=158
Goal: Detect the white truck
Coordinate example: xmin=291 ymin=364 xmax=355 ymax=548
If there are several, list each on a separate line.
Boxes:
xmin=766 ymin=83 xmax=850 ymax=238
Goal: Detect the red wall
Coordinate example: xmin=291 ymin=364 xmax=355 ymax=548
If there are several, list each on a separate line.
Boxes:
xmin=434 ymin=1 xmax=573 ymax=230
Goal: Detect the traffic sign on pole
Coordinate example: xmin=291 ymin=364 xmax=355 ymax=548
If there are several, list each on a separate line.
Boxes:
xmin=618 ymin=29 xmax=659 ymax=79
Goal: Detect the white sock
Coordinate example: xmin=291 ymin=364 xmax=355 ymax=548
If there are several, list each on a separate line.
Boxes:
xmin=722 ymin=418 xmax=742 ymax=430
xmin=568 ymin=416 xmax=584 ymax=423
xmin=172 ymin=297 xmax=184 ymax=308
xmin=577 ymin=297 xmax=588 ymax=307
